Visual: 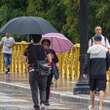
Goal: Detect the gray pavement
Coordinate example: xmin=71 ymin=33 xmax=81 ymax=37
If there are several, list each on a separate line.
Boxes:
xmin=0 ymin=83 xmax=88 ymax=110
xmin=0 ymin=73 xmax=110 ymax=110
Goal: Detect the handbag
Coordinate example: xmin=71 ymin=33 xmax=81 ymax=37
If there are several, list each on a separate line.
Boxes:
xmin=38 ymin=60 xmax=51 ymax=76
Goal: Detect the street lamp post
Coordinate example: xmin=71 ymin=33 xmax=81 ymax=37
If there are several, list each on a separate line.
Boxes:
xmin=74 ymin=0 xmax=89 ymax=94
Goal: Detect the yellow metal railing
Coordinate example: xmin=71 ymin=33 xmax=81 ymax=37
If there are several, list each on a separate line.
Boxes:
xmin=0 ymin=42 xmax=110 ymax=81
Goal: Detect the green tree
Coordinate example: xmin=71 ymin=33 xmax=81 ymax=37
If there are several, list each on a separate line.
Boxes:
xmin=0 ymin=0 xmax=27 ymax=27
xmin=63 ymin=0 xmax=80 ymax=42
xmin=88 ymin=0 xmax=110 ymax=39
xmin=26 ymin=0 xmax=66 ymax=32
xmin=1 ymin=0 xmax=110 ymax=42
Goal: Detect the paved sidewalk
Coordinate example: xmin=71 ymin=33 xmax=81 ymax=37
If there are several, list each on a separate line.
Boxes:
xmin=0 ymin=79 xmax=110 ymax=107
xmin=0 ymin=73 xmax=110 ymax=108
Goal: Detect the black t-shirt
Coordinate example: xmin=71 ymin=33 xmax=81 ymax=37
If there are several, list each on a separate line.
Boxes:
xmin=24 ymin=43 xmax=46 ymax=66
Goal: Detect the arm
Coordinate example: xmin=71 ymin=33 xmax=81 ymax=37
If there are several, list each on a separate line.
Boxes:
xmin=106 ymin=52 xmax=110 ymax=71
xmin=105 ymin=38 xmax=110 ymax=50
xmin=47 ymin=53 xmax=52 ymax=66
xmin=88 ymin=39 xmax=92 ymax=47
xmin=88 ymin=36 xmax=94 ymax=47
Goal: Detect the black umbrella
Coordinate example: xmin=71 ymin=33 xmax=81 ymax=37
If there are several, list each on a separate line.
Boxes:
xmin=0 ymin=16 xmax=57 ymax=35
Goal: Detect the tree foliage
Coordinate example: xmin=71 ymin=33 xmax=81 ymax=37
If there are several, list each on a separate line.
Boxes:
xmin=88 ymin=0 xmax=110 ymax=39
xmin=0 ymin=0 xmax=110 ymax=42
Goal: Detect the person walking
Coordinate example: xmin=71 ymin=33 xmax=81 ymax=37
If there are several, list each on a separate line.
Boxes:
xmin=0 ymin=32 xmax=15 ymax=80
xmin=88 ymin=26 xmax=110 ymax=49
xmin=84 ymin=35 xmax=108 ymax=110
xmin=24 ymin=35 xmax=52 ymax=110
xmin=41 ymin=39 xmax=59 ymax=106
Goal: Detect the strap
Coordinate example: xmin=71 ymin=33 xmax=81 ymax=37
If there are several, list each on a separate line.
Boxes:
xmin=104 ymin=36 xmax=106 ymax=47
xmin=90 ymin=36 xmax=94 ymax=46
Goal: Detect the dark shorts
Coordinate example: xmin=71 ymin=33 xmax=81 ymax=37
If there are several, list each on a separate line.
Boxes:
xmin=89 ymin=78 xmax=106 ymax=91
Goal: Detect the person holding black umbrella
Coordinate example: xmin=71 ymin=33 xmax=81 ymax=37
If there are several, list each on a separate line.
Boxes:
xmin=24 ymin=34 xmax=52 ymax=110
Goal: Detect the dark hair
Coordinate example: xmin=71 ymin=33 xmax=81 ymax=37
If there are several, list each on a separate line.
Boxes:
xmin=30 ymin=34 xmax=42 ymax=43
xmin=94 ymin=35 xmax=102 ymax=41
xmin=41 ymin=39 xmax=51 ymax=46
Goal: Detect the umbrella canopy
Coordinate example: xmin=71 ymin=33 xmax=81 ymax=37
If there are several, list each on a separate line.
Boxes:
xmin=42 ymin=33 xmax=73 ymax=52
xmin=0 ymin=16 xmax=57 ymax=35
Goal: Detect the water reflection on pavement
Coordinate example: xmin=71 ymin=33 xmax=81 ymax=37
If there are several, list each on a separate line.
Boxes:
xmin=0 ymin=82 xmax=90 ymax=110
xmin=0 ymin=74 xmax=110 ymax=110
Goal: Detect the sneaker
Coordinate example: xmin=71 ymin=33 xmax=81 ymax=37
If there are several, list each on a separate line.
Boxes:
xmin=44 ymin=100 xmax=50 ymax=106
xmin=40 ymin=103 xmax=46 ymax=110
xmin=34 ymin=105 xmax=40 ymax=110
xmin=88 ymin=105 xmax=95 ymax=110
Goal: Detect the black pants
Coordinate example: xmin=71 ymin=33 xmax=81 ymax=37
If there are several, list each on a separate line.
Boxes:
xmin=29 ymin=70 xmax=47 ymax=107
xmin=46 ymin=73 xmax=53 ymax=101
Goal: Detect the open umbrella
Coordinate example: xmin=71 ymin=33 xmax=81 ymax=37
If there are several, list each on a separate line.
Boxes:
xmin=0 ymin=16 xmax=57 ymax=35
xmin=42 ymin=33 xmax=73 ymax=52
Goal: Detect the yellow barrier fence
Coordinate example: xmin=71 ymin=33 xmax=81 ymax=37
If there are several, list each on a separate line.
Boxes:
xmin=0 ymin=42 xmax=110 ymax=82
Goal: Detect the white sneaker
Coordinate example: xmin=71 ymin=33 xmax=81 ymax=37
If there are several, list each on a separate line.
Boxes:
xmin=88 ymin=105 xmax=95 ymax=110
xmin=40 ymin=104 xmax=47 ymax=110
xmin=88 ymin=105 xmax=92 ymax=110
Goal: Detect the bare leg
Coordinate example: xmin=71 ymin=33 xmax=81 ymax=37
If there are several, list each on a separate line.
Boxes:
xmin=99 ymin=90 xmax=105 ymax=110
xmin=89 ymin=90 xmax=96 ymax=110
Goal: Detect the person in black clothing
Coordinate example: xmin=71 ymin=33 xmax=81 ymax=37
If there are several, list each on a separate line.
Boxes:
xmin=24 ymin=35 xmax=52 ymax=110
xmin=41 ymin=39 xmax=59 ymax=106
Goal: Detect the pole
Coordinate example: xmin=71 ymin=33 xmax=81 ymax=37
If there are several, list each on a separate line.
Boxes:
xmin=74 ymin=0 xmax=89 ymax=94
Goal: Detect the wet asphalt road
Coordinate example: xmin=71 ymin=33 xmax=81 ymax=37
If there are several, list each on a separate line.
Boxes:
xmin=0 ymin=81 xmax=109 ymax=110
xmin=0 ymin=83 xmax=89 ymax=110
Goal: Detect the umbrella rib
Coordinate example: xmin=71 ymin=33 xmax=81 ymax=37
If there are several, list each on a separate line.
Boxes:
xmin=56 ymin=37 xmax=63 ymax=52
xmin=63 ymin=39 xmax=73 ymax=50
xmin=52 ymin=36 xmax=54 ymax=49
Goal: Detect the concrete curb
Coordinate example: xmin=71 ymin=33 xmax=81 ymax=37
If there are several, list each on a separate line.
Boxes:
xmin=0 ymin=81 xmax=110 ymax=107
